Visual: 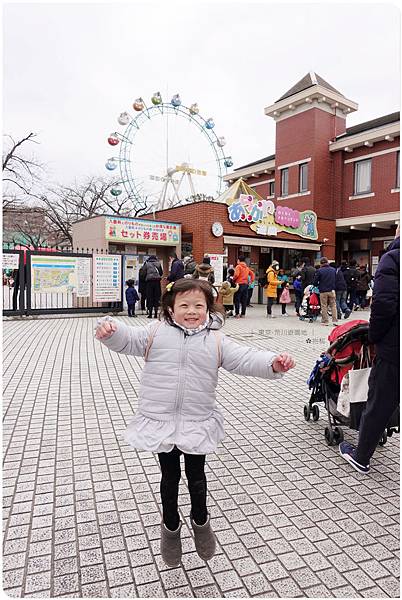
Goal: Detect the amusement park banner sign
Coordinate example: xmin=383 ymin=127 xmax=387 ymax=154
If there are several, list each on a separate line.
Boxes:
xmin=105 ymin=217 xmax=181 ymax=245
xmin=227 ymin=194 xmax=318 ymax=240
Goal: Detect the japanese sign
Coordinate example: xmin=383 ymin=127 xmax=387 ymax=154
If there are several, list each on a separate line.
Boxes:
xmin=105 ymin=217 xmax=181 ymax=246
xmin=227 ymin=194 xmax=318 ymax=240
xmin=208 ymin=254 xmax=225 ymax=286
xmin=2 ymin=253 xmax=20 ymax=270
xmin=93 ymin=255 xmax=121 ymax=302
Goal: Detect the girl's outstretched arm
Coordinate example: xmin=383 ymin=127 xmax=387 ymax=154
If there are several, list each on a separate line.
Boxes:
xmin=95 ymin=316 xmax=150 ymax=356
xmin=220 ymin=336 xmax=295 ymax=379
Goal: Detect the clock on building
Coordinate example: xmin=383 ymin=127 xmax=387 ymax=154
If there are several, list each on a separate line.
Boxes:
xmin=211 ymin=222 xmax=223 ymax=237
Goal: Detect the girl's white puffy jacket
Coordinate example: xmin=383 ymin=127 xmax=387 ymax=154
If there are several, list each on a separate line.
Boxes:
xmin=98 ymin=315 xmax=282 ymax=455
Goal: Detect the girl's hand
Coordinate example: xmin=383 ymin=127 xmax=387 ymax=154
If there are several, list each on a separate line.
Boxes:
xmin=272 ymin=353 xmax=296 ymax=373
xmin=95 ymin=319 xmax=117 ymax=340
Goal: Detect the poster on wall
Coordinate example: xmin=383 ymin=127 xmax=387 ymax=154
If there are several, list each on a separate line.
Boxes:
xmin=93 ymin=255 xmax=121 ymax=302
xmin=31 ymin=255 xmax=72 ymax=294
xmin=208 ymin=254 xmax=224 ymax=286
xmin=3 ymin=253 xmax=20 ymax=270
xmin=30 ymin=255 xmax=91 ymax=296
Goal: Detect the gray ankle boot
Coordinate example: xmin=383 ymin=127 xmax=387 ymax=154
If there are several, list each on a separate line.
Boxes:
xmin=191 ymin=514 xmax=216 ymax=561
xmin=160 ymin=521 xmax=182 ymax=567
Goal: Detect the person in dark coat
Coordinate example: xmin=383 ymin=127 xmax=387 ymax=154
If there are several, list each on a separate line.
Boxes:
xmin=332 ymin=262 xmax=351 ymax=320
xmin=183 ymin=255 xmax=197 ymax=277
xmin=143 ymin=255 xmax=163 ymax=319
xmin=125 ymin=279 xmax=140 ymax=317
xmin=340 ymin=231 xmax=400 ymax=474
xmin=167 ymin=252 xmax=184 ymax=282
xmin=345 ymin=259 xmax=359 ymax=310
xmin=313 ymin=257 xmax=338 ymax=325
xmin=300 ymin=257 xmax=316 ymax=290
xmin=356 ymin=265 xmax=371 ymax=309
xmin=138 ymin=262 xmax=148 ymax=313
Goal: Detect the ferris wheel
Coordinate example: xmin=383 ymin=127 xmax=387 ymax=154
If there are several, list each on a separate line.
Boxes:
xmin=105 ymin=92 xmax=233 ymax=213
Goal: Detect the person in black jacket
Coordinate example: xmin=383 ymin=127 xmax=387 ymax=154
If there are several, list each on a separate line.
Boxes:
xmin=313 ymin=257 xmax=338 ymax=326
xmin=300 ymin=257 xmax=316 ymax=291
xmin=167 ymin=252 xmax=184 ymax=283
xmin=345 ymin=259 xmax=359 ymax=310
xmin=340 ymin=230 xmax=400 ymax=474
xmin=143 ymin=255 xmax=163 ymax=318
xmin=125 ymin=279 xmax=140 ymax=317
xmin=331 ymin=262 xmax=351 ymax=320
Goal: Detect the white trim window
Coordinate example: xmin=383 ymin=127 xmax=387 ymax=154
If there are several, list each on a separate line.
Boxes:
xmin=354 ymin=159 xmax=371 ymax=195
xmin=299 ymin=163 xmax=308 ymax=193
xmin=269 ymin=181 xmax=275 ymax=196
xmin=281 ymin=168 xmax=289 ymax=197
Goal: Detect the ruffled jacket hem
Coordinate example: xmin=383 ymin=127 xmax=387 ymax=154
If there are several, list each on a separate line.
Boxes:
xmin=124 ymin=410 xmax=225 ymax=455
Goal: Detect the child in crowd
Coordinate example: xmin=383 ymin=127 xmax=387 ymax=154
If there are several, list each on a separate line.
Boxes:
xmin=95 ymin=279 xmax=295 ymax=567
xmin=219 ymin=280 xmax=239 ymax=316
xmin=227 ymin=267 xmax=236 ymax=287
xmin=279 ymin=281 xmax=291 ymax=316
xmin=125 ymin=279 xmax=140 ymax=317
xmin=293 ymin=275 xmax=303 ymax=316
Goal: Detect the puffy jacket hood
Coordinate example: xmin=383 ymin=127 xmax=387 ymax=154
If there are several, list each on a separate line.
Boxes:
xmin=196 ymin=264 xmax=214 ymax=276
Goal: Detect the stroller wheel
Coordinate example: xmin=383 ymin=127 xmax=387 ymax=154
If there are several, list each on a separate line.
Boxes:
xmin=324 ymin=427 xmax=335 ymax=446
xmin=334 ymin=426 xmax=344 ymax=443
xmin=303 ymin=405 xmax=311 ymax=421
xmin=312 ymin=405 xmax=320 ymax=421
xmin=378 ymin=432 xmax=387 ymax=446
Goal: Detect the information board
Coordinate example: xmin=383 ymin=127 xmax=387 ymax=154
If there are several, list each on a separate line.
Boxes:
xmin=93 ymin=255 xmax=121 ymax=302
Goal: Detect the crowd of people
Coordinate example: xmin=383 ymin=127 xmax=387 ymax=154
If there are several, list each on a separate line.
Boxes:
xmin=127 ymin=252 xmax=376 ymax=323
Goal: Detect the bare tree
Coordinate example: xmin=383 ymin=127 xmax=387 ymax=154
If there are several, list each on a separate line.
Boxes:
xmin=2 ymin=133 xmax=43 ymax=207
xmin=39 ymin=176 xmax=149 ymax=246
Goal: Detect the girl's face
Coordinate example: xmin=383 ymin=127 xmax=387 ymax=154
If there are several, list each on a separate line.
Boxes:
xmin=172 ymin=289 xmax=208 ymax=328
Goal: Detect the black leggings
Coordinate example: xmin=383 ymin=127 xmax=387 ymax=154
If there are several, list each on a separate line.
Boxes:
xmin=158 ymin=446 xmax=207 ymax=531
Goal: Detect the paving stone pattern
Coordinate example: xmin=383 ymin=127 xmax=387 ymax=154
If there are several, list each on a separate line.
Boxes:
xmin=3 ymin=308 xmax=400 ymax=597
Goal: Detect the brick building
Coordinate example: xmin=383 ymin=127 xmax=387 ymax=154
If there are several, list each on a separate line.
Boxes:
xmin=137 ymin=72 xmax=399 ymax=282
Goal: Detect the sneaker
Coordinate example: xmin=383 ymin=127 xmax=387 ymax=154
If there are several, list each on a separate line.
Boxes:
xmin=235 ymin=315 xmax=241 ymax=319
xmin=267 ymin=314 xmax=276 ymax=318
xmin=282 ymin=313 xmax=289 ymax=317
xmin=339 ymin=442 xmax=370 ymax=474
xmin=321 ymin=322 xmax=329 ymax=326
xmin=344 ymin=310 xmax=352 ymax=319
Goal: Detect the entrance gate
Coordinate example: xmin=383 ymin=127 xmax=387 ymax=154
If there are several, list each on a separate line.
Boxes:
xmin=2 ymin=246 xmax=123 ymax=316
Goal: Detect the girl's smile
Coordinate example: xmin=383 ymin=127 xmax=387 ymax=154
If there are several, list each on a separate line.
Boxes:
xmin=172 ymin=289 xmax=208 ymax=328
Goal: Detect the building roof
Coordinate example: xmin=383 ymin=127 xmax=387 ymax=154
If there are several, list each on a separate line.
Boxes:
xmin=336 ymin=111 xmax=400 ymax=139
xmin=230 ymin=112 xmax=399 ymax=176
xmin=233 ymin=154 xmax=275 ymax=172
xmin=277 ymin=72 xmax=342 ymax=102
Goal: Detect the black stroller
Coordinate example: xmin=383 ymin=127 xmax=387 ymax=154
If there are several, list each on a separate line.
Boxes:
xmin=304 ymin=319 xmax=399 ymax=446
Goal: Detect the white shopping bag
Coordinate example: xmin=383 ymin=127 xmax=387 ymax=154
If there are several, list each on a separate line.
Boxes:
xmin=349 ymin=367 xmax=371 ymax=404
xmin=337 ymin=372 xmax=350 ymax=417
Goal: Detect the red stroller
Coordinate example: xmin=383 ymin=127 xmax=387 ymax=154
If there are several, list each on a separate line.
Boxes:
xmin=304 ymin=319 xmax=399 ymax=446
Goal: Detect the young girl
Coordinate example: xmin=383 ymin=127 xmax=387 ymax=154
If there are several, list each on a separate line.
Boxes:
xmin=95 ymin=279 xmax=295 ymax=568
xmin=279 ymin=281 xmax=291 ymax=316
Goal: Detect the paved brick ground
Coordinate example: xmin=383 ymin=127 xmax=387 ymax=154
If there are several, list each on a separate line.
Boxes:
xmin=3 ymin=307 xmax=400 ymax=598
